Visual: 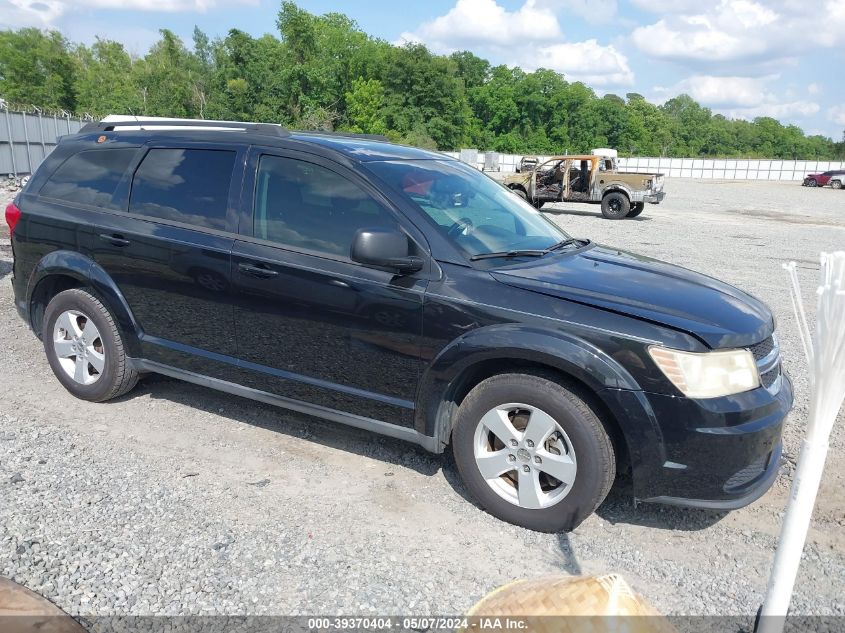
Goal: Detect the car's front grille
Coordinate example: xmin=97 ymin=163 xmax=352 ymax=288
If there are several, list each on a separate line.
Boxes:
xmin=747 ymin=335 xmax=781 ymax=392
xmin=760 ymin=367 xmax=779 ymax=389
xmin=749 ymin=336 xmax=775 ymax=362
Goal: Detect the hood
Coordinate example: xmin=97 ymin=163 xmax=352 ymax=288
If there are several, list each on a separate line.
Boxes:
xmin=491 ymin=244 xmax=773 ymax=349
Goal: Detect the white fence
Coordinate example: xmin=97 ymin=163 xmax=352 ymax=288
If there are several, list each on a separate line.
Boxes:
xmin=445 ymin=151 xmax=845 ymax=181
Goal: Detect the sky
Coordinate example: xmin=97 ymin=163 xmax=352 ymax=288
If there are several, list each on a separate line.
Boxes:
xmin=3 ymin=0 xmax=844 ymax=139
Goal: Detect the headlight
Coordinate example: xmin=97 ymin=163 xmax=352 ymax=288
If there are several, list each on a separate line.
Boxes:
xmin=648 ymin=346 xmax=760 ymax=398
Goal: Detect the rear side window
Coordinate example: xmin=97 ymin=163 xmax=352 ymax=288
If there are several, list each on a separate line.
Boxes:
xmin=40 ymin=149 xmax=136 ymax=209
xmin=129 ymin=149 xmax=235 ymax=230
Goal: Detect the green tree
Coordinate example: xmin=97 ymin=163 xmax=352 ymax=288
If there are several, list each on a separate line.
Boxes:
xmin=344 ymin=78 xmax=387 ymax=134
xmin=0 ymin=29 xmax=77 ymax=110
xmin=133 ymin=30 xmax=202 ymax=117
xmin=0 ymin=2 xmax=838 ymax=157
xmin=74 ymin=39 xmax=141 ymax=116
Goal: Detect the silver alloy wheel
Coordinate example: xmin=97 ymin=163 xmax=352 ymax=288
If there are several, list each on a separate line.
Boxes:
xmin=53 ymin=309 xmax=105 ymax=385
xmin=473 ymin=403 xmax=577 ymax=510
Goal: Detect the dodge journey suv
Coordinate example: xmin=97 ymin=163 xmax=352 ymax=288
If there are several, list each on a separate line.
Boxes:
xmin=6 ymin=117 xmax=793 ymax=532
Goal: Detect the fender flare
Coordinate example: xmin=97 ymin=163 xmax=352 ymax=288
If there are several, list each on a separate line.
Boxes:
xmin=601 ymin=183 xmax=633 ymax=200
xmin=414 ymin=324 xmax=664 ymax=458
xmin=26 ymin=250 xmax=142 ymax=356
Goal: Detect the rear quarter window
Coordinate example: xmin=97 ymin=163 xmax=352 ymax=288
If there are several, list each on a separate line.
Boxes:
xmin=39 ymin=149 xmax=137 ymax=209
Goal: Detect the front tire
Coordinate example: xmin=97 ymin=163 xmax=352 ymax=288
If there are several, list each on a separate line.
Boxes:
xmin=43 ymin=288 xmax=139 ymax=402
xmin=600 ymin=192 xmax=630 ymax=219
xmin=452 ymin=373 xmax=615 ymax=532
xmin=806 ymin=178 xmax=817 ymax=187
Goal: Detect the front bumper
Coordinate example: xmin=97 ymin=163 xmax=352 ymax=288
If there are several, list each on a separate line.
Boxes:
xmin=603 ymin=371 xmax=793 ymax=510
xmin=644 ymin=191 xmax=666 ymax=204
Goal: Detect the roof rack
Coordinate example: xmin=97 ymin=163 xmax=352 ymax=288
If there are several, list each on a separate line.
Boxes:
xmin=79 ymin=118 xmax=290 ymax=138
xmin=295 ymin=130 xmax=390 ymax=142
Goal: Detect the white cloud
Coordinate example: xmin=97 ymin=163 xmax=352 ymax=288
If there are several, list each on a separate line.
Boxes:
xmin=722 ymin=101 xmax=820 ymax=121
xmin=630 ymin=0 xmax=702 ymax=12
xmin=397 ymin=0 xmax=561 ymax=50
xmin=399 ymin=0 xmax=634 ymax=86
xmin=807 ymin=83 xmax=820 ymax=96
xmin=651 ymin=74 xmax=820 ymax=122
xmin=538 ymin=0 xmax=619 ymax=25
xmin=654 ymin=75 xmax=777 ymax=108
xmin=1 ymin=0 xmax=64 ymax=27
xmin=0 ymin=0 xmax=255 ymax=29
xmin=632 ymin=1 xmax=845 ymax=69
xmin=527 ymin=40 xmax=634 ymax=86
xmin=829 ymin=106 xmax=845 ymax=127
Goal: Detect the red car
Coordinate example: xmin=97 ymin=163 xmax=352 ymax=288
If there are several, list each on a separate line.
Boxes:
xmin=803 ymin=170 xmax=845 ymax=187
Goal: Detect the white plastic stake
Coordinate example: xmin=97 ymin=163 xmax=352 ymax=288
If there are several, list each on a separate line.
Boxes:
xmin=758 ymin=252 xmax=845 ymax=633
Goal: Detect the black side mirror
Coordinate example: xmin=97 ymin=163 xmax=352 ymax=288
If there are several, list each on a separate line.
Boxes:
xmin=350 ymin=228 xmax=424 ymax=274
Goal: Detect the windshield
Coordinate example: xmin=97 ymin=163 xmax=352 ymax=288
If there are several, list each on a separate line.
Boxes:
xmin=367 ymin=159 xmax=568 ymax=259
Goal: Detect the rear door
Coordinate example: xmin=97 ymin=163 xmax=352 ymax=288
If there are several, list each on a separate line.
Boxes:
xmin=89 ymin=141 xmax=246 ymax=372
xmin=230 ymin=147 xmax=431 ymax=426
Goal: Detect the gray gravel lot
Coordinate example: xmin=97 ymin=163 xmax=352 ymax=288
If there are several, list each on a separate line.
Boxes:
xmin=1 ymin=178 xmax=844 ymax=619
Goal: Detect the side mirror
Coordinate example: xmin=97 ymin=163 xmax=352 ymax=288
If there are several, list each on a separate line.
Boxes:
xmin=350 ymin=228 xmax=424 ymax=274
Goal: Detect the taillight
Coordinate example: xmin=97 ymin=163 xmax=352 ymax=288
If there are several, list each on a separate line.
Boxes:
xmin=5 ymin=202 xmax=21 ymax=236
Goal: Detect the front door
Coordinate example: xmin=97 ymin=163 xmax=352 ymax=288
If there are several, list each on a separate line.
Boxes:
xmin=231 ymin=150 xmax=429 ymax=427
xmin=562 ymin=159 xmax=591 ymax=202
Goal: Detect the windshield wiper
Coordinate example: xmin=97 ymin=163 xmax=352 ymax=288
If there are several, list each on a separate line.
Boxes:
xmin=470 ymin=249 xmax=546 ymax=261
xmin=470 ymin=238 xmax=590 ymax=261
xmin=543 ymin=237 xmax=590 ymax=253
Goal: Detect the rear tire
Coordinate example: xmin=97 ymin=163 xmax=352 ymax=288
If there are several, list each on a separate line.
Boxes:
xmin=43 ymin=288 xmax=139 ymax=402
xmin=600 ymin=192 xmax=630 ymax=219
xmin=831 ymin=180 xmax=843 ymax=190
xmin=627 ymin=202 xmax=645 ymax=218
xmin=512 ymin=188 xmax=528 ymax=201
xmin=452 ymin=373 xmax=615 ymax=532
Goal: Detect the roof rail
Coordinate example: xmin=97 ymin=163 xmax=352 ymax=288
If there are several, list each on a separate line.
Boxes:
xmin=79 ymin=118 xmax=290 ymax=138
xmin=296 ymin=130 xmax=390 ymax=142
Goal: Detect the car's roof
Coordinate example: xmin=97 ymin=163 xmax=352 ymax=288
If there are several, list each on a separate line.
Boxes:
xmin=287 ymin=132 xmax=449 ymax=162
xmin=72 ymin=117 xmax=452 ymax=164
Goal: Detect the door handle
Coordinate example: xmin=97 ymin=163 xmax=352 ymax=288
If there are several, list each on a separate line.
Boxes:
xmin=98 ymin=233 xmax=130 ymax=247
xmin=238 ymin=262 xmax=279 ymax=279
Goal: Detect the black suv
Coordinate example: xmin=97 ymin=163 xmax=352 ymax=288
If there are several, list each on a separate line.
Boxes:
xmin=6 ymin=118 xmax=792 ymax=532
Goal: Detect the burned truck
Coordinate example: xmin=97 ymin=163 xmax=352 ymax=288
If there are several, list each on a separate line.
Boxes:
xmin=503 ymin=154 xmax=665 ymax=219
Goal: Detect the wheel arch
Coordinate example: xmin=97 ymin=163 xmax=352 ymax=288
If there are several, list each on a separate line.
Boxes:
xmin=27 ymin=250 xmax=142 ymax=356
xmin=601 ymin=184 xmax=632 ymax=200
xmin=414 ymin=325 xmax=646 ymax=466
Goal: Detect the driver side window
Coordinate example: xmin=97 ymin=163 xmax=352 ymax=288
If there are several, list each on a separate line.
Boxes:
xmin=254 ymin=155 xmax=398 ymax=258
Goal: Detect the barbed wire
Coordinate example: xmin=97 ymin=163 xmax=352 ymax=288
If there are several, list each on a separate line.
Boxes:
xmin=0 ymin=97 xmax=95 ymax=120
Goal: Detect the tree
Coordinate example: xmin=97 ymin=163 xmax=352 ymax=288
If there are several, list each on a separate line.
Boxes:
xmin=344 ymin=78 xmax=386 ymax=134
xmin=133 ymin=30 xmax=201 ymax=117
xmin=0 ymin=2 xmax=838 ymax=158
xmin=450 ymin=51 xmax=490 ymax=90
xmin=0 ymin=29 xmax=77 ymax=110
xmin=74 ymin=39 xmax=142 ymax=116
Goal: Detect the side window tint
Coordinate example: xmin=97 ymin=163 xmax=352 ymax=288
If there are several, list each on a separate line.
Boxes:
xmin=40 ymin=149 xmax=136 ymax=209
xmin=254 ymin=155 xmax=397 ymax=257
xmin=129 ymin=149 xmax=235 ymax=230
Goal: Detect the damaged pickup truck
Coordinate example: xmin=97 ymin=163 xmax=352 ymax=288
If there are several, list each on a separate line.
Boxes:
xmin=504 ymin=154 xmax=666 ymax=219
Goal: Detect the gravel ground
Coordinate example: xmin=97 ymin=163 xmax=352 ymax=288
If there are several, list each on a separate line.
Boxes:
xmin=0 ymin=178 xmax=844 ymax=619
